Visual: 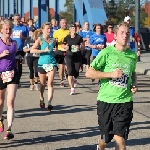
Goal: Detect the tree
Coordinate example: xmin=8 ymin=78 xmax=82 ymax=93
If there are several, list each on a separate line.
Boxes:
xmin=59 ymin=0 xmax=74 ymax=24
xmin=144 ymin=16 xmax=150 ymax=27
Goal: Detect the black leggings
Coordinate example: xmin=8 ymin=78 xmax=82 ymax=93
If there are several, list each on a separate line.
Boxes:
xmin=16 ymin=51 xmax=25 ymax=81
xmin=81 ymin=49 xmax=92 ymax=65
xmin=65 ymin=51 xmax=82 ymax=78
xmin=26 ymin=56 xmax=39 ymax=79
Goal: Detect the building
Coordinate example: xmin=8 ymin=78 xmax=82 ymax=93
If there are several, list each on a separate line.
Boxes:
xmin=24 ymin=7 xmax=55 ymax=21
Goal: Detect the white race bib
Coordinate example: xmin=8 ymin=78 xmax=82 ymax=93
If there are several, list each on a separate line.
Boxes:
xmin=13 ymin=31 xmax=21 ymax=38
xmin=42 ymin=64 xmax=54 ymax=72
xmin=109 ymin=74 xmax=129 ymax=88
xmin=1 ymin=70 xmax=14 ymax=83
xmin=71 ymin=45 xmax=78 ymax=52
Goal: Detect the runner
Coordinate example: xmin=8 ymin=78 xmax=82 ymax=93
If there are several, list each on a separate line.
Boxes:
xmin=63 ymin=24 xmax=84 ymax=95
xmin=23 ymin=26 xmax=39 ymax=91
xmin=31 ymin=22 xmax=57 ymax=111
xmin=12 ymin=13 xmax=29 ymax=87
xmin=27 ymin=18 xmax=36 ymax=33
xmin=124 ymin=16 xmax=140 ymax=61
xmin=79 ymin=22 xmax=93 ymax=71
xmin=53 ymin=19 xmax=70 ymax=87
xmin=104 ymin=22 xmax=115 ymax=46
xmin=88 ymin=24 xmax=106 ymax=83
xmin=0 ymin=20 xmax=19 ymax=139
xmin=86 ymin=22 xmax=138 ymax=150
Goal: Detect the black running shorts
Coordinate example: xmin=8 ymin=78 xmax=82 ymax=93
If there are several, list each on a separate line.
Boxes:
xmin=97 ymin=101 xmax=133 ymax=143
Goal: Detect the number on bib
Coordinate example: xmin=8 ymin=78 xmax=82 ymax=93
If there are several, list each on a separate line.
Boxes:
xmin=109 ymin=74 xmax=129 ymax=88
xmin=1 ymin=70 xmax=14 ymax=83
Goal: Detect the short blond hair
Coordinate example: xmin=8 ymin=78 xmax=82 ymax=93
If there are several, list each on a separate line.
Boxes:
xmin=114 ymin=22 xmax=129 ymax=34
xmin=0 ymin=19 xmax=13 ymax=32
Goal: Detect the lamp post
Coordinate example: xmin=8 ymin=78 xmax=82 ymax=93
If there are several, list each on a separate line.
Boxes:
xmin=135 ymin=0 xmax=140 ymax=61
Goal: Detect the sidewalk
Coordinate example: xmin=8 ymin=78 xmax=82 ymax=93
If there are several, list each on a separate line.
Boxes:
xmin=136 ymin=51 xmax=150 ymax=76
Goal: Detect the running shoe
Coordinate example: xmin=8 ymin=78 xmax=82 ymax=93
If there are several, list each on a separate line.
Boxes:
xmin=40 ymin=99 xmax=45 ymax=108
xmin=91 ymin=79 xmax=95 ymax=82
xmin=47 ymin=105 xmax=53 ymax=111
xmin=4 ymin=130 xmax=14 ymax=140
xmin=30 ymin=85 xmax=34 ymax=91
xmin=18 ymin=82 xmax=21 ymax=88
xmin=60 ymin=81 xmax=65 ymax=87
xmin=70 ymin=88 xmax=75 ymax=95
xmin=74 ymin=80 xmax=77 ymax=87
xmin=34 ymin=84 xmax=39 ymax=91
xmin=0 ymin=119 xmax=4 ymax=132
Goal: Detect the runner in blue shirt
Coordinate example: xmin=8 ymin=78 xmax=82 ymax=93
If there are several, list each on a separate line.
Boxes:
xmin=78 ymin=22 xmax=93 ymax=71
xmin=89 ymin=24 xmax=106 ymax=60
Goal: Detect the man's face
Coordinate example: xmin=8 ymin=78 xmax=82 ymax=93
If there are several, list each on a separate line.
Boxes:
xmin=115 ymin=25 xmax=130 ymax=46
xmin=84 ymin=22 xmax=89 ymax=29
xmin=126 ymin=19 xmax=131 ymax=25
xmin=14 ymin=16 xmax=20 ymax=25
xmin=60 ymin=20 xmax=67 ymax=29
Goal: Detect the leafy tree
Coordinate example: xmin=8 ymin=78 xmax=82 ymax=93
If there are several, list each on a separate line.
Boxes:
xmin=144 ymin=16 xmax=150 ymax=27
xmin=59 ymin=0 xmax=74 ymax=24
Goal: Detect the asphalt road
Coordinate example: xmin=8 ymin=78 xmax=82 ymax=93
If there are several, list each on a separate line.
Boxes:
xmin=0 ymin=65 xmax=150 ymax=150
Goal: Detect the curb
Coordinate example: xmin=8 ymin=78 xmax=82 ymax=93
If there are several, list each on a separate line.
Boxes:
xmin=136 ymin=67 xmax=150 ymax=76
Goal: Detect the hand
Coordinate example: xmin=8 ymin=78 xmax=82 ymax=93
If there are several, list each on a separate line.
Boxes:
xmin=96 ymin=45 xmax=104 ymax=50
xmin=20 ymin=33 xmax=23 ymax=39
xmin=111 ymin=69 xmax=123 ymax=79
xmin=131 ymin=86 xmax=138 ymax=94
xmin=75 ymin=45 xmax=80 ymax=50
xmin=64 ymin=44 xmax=69 ymax=51
xmin=85 ymin=41 xmax=89 ymax=46
xmin=44 ymin=46 xmax=50 ymax=52
xmin=1 ymin=50 xmax=9 ymax=57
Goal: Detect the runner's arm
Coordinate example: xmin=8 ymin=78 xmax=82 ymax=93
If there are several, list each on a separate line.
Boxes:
xmin=31 ymin=38 xmax=47 ymax=53
xmin=131 ymin=72 xmax=137 ymax=86
xmin=86 ymin=67 xmax=112 ymax=79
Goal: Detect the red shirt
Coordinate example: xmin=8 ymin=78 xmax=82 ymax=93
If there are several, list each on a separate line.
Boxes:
xmin=105 ymin=32 xmax=114 ymax=43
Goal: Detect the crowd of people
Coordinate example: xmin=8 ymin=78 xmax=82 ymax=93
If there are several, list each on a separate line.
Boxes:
xmin=0 ymin=13 xmax=139 ymax=150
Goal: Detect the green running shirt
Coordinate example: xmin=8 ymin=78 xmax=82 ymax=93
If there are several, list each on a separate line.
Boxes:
xmin=90 ymin=46 xmax=137 ymax=103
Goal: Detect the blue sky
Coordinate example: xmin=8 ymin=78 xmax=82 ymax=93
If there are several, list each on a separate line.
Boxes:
xmin=1 ymin=0 xmax=66 ymax=16
xmin=26 ymin=0 xmax=66 ymax=12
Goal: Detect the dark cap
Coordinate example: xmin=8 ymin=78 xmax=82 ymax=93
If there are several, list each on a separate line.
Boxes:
xmin=29 ymin=26 xmax=36 ymax=32
xmin=70 ymin=24 xmax=76 ymax=28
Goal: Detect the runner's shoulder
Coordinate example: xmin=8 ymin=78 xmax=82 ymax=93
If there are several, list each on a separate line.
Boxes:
xmin=126 ymin=48 xmax=137 ymax=59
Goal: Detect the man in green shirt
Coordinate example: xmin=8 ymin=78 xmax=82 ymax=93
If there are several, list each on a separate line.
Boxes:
xmin=86 ymin=22 xmax=138 ymax=150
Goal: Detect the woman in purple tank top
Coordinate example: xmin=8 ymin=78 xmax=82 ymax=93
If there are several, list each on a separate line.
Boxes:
xmin=0 ymin=20 xmax=19 ymax=140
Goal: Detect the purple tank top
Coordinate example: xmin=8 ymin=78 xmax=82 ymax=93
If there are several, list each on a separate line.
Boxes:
xmin=0 ymin=38 xmax=17 ymax=72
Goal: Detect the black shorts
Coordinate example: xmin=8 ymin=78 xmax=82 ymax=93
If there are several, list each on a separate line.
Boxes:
xmin=97 ymin=101 xmax=133 ymax=143
xmin=0 ymin=68 xmax=19 ymax=90
xmin=55 ymin=50 xmax=66 ymax=65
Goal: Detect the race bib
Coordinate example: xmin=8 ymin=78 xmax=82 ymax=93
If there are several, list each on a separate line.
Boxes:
xmin=1 ymin=70 xmax=14 ymax=83
xmin=13 ymin=31 xmax=21 ymax=38
xmin=42 ymin=64 xmax=54 ymax=72
xmin=106 ymin=40 xmax=116 ymax=46
xmin=109 ymin=74 xmax=129 ymax=88
xmin=71 ymin=45 xmax=78 ymax=52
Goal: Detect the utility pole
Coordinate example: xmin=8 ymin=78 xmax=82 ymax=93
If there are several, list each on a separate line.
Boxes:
xmin=135 ymin=0 xmax=140 ymax=61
